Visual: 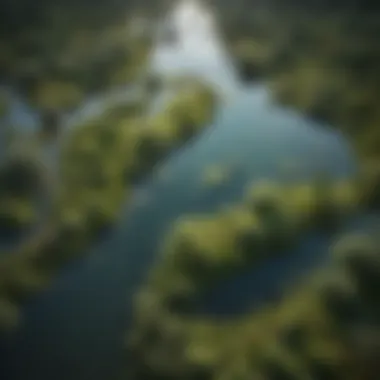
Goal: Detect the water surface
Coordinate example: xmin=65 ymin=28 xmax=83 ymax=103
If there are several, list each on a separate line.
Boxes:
xmin=0 ymin=2 xmax=356 ymax=380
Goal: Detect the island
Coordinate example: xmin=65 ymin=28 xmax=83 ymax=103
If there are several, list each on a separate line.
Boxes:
xmin=126 ymin=172 xmax=380 ymax=379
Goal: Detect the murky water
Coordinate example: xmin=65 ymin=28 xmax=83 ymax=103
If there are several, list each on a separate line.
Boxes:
xmin=0 ymin=1 xmax=356 ymax=380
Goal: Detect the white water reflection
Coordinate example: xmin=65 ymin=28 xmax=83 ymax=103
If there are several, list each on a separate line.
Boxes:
xmin=1 ymin=0 xmax=238 ymax=166
xmin=151 ymin=0 xmax=239 ymax=96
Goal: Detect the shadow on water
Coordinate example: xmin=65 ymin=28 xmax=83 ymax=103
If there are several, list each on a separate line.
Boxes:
xmin=0 ymin=1 xmax=357 ymax=380
xmin=186 ymin=211 xmax=377 ymax=318
xmin=0 ymin=90 xmax=356 ymax=380
xmin=0 ymin=230 xmax=25 ymax=252
xmin=189 ymin=233 xmax=330 ymax=317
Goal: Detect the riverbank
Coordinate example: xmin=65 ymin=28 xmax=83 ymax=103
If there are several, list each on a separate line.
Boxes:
xmin=1 ymin=2 xmax=377 ymax=379
xmin=128 ymin=173 xmax=380 ymax=378
xmin=125 ymin=4 xmax=380 ymax=379
xmin=224 ymin=7 xmax=380 ymax=220
xmin=223 ymin=9 xmax=380 ymax=167
xmin=0 ymin=80 xmax=217 ymax=332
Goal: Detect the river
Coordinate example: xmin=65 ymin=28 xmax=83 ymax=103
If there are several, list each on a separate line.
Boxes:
xmin=0 ymin=1 xmax=356 ymax=380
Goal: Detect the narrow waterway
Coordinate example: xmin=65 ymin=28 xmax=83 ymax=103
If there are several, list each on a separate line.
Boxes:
xmin=0 ymin=1 xmax=356 ymax=380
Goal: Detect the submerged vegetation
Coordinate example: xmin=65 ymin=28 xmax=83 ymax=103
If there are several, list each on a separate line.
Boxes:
xmin=201 ymin=164 xmax=232 ymax=187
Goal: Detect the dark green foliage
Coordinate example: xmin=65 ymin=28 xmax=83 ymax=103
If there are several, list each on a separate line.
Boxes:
xmin=235 ymin=226 xmax=265 ymax=257
xmin=319 ymin=280 xmax=362 ymax=327
xmin=259 ymin=358 xmax=296 ymax=380
xmin=177 ymin=121 xmax=196 ymax=143
xmin=252 ymin=199 xmax=296 ymax=250
xmin=333 ymin=235 xmax=380 ymax=311
xmin=237 ymin=59 xmax=264 ymax=83
xmin=171 ymin=236 xmax=210 ymax=278
xmin=340 ymin=253 xmax=380 ymax=315
xmin=188 ymin=366 xmax=214 ymax=380
xmin=305 ymin=357 xmax=339 ymax=380
xmin=164 ymin=291 xmax=190 ymax=314
xmin=279 ymin=323 xmax=309 ymax=353
xmin=357 ymin=163 xmax=380 ymax=210
xmin=39 ymin=109 xmax=62 ymax=141
xmin=0 ymin=158 xmax=41 ymax=198
xmin=129 ymin=135 xmax=171 ymax=183
xmin=0 ymin=212 xmax=27 ymax=232
xmin=311 ymin=177 xmax=343 ymax=233
xmin=267 ymin=46 xmax=296 ymax=75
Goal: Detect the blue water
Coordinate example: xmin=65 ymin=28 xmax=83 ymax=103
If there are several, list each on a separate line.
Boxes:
xmin=0 ymin=82 xmax=356 ymax=380
xmin=0 ymin=3 xmax=357 ymax=380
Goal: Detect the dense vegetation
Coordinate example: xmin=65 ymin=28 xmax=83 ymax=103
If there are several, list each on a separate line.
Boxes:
xmin=0 ymin=157 xmax=43 ymax=231
xmin=126 ymin=2 xmax=380 ymax=380
xmin=0 ymin=80 xmax=216 ymax=331
xmin=128 ymin=174 xmax=380 ymax=379
xmin=1 ymin=1 xmax=379 ymax=379
xmin=219 ymin=5 xmax=380 ymax=166
xmin=0 ymin=0 xmax=159 ymax=114
xmin=0 ymin=0 xmax=219 ymax=332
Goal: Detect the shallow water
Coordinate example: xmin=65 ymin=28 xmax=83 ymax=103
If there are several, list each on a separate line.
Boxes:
xmin=0 ymin=1 xmax=356 ymax=379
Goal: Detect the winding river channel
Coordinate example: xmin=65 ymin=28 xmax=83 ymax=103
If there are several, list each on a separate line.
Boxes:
xmin=0 ymin=1 xmax=357 ymax=380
